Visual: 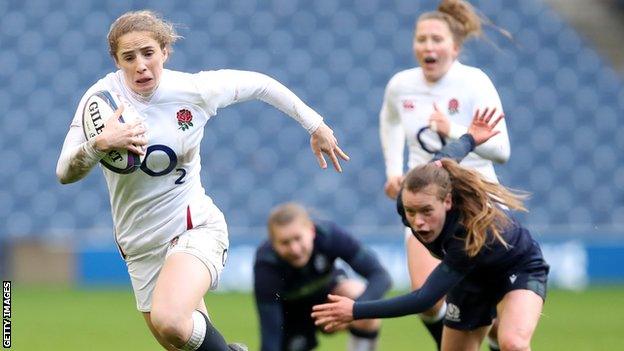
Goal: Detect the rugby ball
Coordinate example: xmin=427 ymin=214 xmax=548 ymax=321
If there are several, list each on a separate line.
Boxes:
xmin=82 ymin=90 xmax=144 ymax=174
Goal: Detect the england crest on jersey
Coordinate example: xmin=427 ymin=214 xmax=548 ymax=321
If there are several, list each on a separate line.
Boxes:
xmin=177 ymin=108 xmax=194 ymax=131
xmin=448 ymin=98 xmax=459 ymax=115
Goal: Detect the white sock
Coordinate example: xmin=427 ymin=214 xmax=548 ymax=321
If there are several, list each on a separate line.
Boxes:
xmin=347 ymin=335 xmax=378 ymax=351
xmin=181 ymin=310 xmax=207 ymax=351
xmin=420 ymin=301 xmax=447 ymax=324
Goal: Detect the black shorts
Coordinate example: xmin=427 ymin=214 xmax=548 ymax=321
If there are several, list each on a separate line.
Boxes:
xmin=281 ymin=269 xmax=348 ymax=351
xmin=444 ymin=257 xmax=549 ymax=331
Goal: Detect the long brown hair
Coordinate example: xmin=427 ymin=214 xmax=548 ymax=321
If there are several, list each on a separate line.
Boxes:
xmin=403 ymin=159 xmax=528 ymax=257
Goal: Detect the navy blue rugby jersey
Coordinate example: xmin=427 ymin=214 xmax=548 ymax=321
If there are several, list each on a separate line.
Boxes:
xmin=351 ymin=133 xmax=547 ymax=320
xmin=254 ymin=221 xmax=391 ymax=305
xmin=406 ymin=206 xmax=541 ymax=281
xmin=352 ymin=204 xmax=547 ymax=320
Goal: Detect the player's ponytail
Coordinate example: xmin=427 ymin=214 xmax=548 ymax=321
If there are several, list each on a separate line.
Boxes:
xmin=437 ymin=0 xmax=482 ymax=45
xmin=403 ymin=159 xmax=528 ymax=257
xmin=419 ymin=0 xmax=511 ymax=48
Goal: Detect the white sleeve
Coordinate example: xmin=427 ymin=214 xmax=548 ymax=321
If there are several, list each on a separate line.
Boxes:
xmin=197 ymin=70 xmax=323 ymax=134
xmin=379 ymin=80 xmax=405 ymax=178
xmin=448 ymin=71 xmax=510 ymax=164
xmin=56 ymin=93 xmax=107 ymax=184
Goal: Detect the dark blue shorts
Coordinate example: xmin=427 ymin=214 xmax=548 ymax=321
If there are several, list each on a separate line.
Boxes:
xmin=444 ymin=256 xmax=549 ymax=331
xmin=281 ymin=269 xmax=347 ymax=351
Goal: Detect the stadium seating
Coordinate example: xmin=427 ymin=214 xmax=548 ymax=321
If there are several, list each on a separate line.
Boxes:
xmin=1 ymin=0 xmax=622 ymax=241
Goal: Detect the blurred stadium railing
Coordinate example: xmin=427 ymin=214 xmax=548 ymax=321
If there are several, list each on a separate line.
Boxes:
xmin=1 ymin=0 xmax=623 ymax=290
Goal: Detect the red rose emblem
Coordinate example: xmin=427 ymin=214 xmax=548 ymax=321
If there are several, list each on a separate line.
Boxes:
xmin=448 ymin=98 xmax=459 ymax=115
xmin=177 ymin=109 xmax=192 ymax=123
xmin=177 ymin=109 xmax=194 ymax=131
xmin=402 ymin=100 xmax=414 ymax=110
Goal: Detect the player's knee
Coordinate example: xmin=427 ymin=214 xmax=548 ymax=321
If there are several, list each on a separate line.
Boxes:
xmin=498 ymin=331 xmax=531 ymax=351
xmin=150 ymin=309 xmax=188 ymax=345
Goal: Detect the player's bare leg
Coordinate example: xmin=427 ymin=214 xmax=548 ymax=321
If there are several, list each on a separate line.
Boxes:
xmin=406 ymin=234 xmax=446 ymax=349
xmin=441 ymin=325 xmax=489 ymax=351
xmin=150 ymin=252 xmax=229 ymax=350
xmin=143 ymin=312 xmax=178 ymax=351
xmin=496 ymin=290 xmax=543 ymax=351
xmin=143 ymin=298 xmax=209 ymax=351
xmin=332 ymin=279 xmax=380 ymax=351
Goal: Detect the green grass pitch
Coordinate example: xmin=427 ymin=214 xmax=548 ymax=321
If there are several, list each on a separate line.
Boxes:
xmin=11 ymin=286 xmax=624 ymax=350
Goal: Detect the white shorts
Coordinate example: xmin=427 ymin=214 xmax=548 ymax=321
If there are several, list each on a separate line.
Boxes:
xmin=125 ymin=213 xmax=229 ymax=312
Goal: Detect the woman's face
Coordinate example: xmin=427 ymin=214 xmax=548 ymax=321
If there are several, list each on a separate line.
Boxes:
xmin=413 ymin=18 xmax=459 ymax=83
xmin=115 ymin=31 xmax=168 ymax=95
xmin=401 ymin=184 xmax=452 ymax=243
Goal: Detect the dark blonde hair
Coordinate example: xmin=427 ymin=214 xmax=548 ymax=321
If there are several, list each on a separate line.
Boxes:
xmin=418 ymin=0 xmax=483 ymax=47
xmin=107 ymin=10 xmax=181 ymax=59
xmin=267 ymin=202 xmax=312 ymax=239
xmin=403 ymin=159 xmax=528 ymax=257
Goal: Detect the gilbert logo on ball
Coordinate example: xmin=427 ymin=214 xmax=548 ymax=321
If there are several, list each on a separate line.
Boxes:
xmin=82 ymin=90 xmax=144 ymax=174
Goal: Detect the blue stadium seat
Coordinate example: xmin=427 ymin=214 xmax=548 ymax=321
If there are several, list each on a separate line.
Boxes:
xmin=548 ymin=186 xmax=574 ymax=214
xmin=1 ymin=0 xmax=623 ymax=238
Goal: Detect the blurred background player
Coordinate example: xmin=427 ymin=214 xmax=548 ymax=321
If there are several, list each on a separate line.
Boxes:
xmin=253 ymin=202 xmax=392 ymax=351
xmin=379 ymin=0 xmax=510 ymax=348
xmin=313 ymin=111 xmax=548 ymax=351
xmin=56 ymin=10 xmax=348 ymax=351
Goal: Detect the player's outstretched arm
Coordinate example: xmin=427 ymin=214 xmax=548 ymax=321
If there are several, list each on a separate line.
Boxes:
xmin=312 ymin=262 xmax=464 ymax=332
xmin=202 ymin=70 xmax=350 ymax=172
xmin=432 ymin=108 xmax=504 ymax=164
xmin=310 ymin=122 xmax=350 ymax=172
xmin=468 ymin=107 xmax=504 ymax=146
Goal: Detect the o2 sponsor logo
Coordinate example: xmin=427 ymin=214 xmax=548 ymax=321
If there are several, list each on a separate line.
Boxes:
xmin=136 ymin=144 xmax=187 ymax=184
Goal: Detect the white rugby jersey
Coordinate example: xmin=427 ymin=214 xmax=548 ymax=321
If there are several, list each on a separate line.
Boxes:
xmin=58 ymin=69 xmax=323 ymax=256
xmin=380 ymin=61 xmax=510 ymax=183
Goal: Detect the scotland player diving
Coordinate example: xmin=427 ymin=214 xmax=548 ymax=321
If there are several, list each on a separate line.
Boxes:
xmin=313 ymin=110 xmax=549 ymax=351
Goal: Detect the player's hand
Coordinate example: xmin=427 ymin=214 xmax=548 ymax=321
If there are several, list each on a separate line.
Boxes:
xmin=468 ymin=107 xmax=504 ymax=146
xmin=311 ymin=294 xmax=355 ymax=332
xmin=428 ymin=103 xmax=450 ymax=137
xmin=384 ymin=175 xmax=404 ymax=199
xmin=94 ymin=104 xmax=147 ymax=155
xmin=310 ymin=122 xmax=350 ymax=172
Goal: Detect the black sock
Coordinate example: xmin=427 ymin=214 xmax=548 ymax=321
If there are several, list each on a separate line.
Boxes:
xmin=196 ymin=311 xmax=229 ymax=351
xmin=349 ymin=327 xmax=379 ymax=339
xmin=421 ymin=318 xmax=443 ymax=351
